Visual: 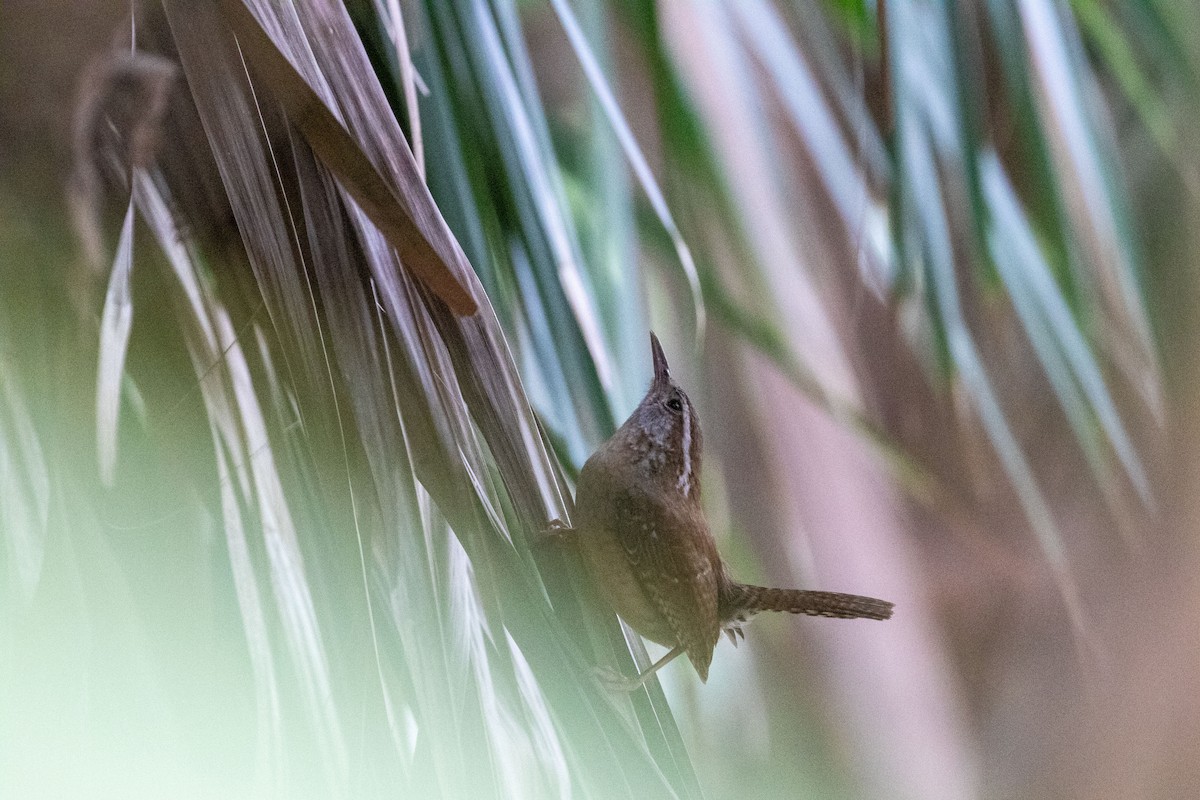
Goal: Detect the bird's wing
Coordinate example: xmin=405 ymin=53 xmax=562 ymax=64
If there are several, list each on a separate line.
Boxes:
xmin=615 ymin=487 xmax=722 ymax=681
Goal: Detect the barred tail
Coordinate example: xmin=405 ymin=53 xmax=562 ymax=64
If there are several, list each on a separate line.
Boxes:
xmin=722 ymin=583 xmax=893 ymax=621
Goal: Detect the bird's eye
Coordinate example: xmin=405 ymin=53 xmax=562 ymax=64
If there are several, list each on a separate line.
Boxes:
xmin=666 ymin=397 xmax=683 ymax=412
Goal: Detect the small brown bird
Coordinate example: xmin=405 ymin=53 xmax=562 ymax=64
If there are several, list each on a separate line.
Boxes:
xmin=557 ymin=333 xmax=893 ymax=689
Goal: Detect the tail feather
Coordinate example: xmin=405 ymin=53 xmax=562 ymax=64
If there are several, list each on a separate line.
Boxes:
xmin=721 ymin=583 xmax=893 ymax=622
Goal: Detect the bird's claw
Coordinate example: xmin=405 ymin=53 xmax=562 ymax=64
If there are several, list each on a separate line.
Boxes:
xmin=537 ymin=518 xmax=574 ymax=547
xmin=592 ymin=665 xmax=643 ymax=693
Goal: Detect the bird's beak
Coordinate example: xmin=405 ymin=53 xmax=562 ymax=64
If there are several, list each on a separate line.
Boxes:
xmin=650 ymin=332 xmax=671 ymax=386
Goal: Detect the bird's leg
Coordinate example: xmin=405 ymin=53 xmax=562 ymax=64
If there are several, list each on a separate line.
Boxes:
xmin=595 ymin=645 xmax=686 ymax=692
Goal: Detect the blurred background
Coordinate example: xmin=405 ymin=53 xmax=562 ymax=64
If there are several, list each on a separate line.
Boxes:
xmin=2 ymin=0 xmax=1199 ymax=798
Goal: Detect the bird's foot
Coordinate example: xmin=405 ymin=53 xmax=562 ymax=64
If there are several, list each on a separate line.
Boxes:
xmin=592 ymin=665 xmax=646 ymax=693
xmin=535 ymin=518 xmax=574 ymax=548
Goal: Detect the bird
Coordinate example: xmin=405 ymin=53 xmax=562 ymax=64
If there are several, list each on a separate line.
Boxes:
xmin=553 ymin=333 xmax=893 ymax=690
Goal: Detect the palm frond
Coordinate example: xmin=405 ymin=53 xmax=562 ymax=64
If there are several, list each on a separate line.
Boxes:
xmin=0 ymin=363 xmax=51 ymax=607
xmin=73 ymin=0 xmax=704 ymax=796
xmin=7 ymin=0 xmax=1193 ymax=797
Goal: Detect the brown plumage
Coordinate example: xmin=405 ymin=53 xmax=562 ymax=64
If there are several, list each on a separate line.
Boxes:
xmin=567 ymin=333 xmax=893 ymax=687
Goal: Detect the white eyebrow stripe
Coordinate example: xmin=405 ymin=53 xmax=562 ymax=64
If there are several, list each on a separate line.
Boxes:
xmin=677 ymin=394 xmax=692 ymax=496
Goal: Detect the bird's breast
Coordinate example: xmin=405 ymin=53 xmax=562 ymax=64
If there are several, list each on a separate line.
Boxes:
xmin=575 ymin=523 xmax=677 ymax=647
xmin=574 ymin=456 xmax=678 ymax=646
